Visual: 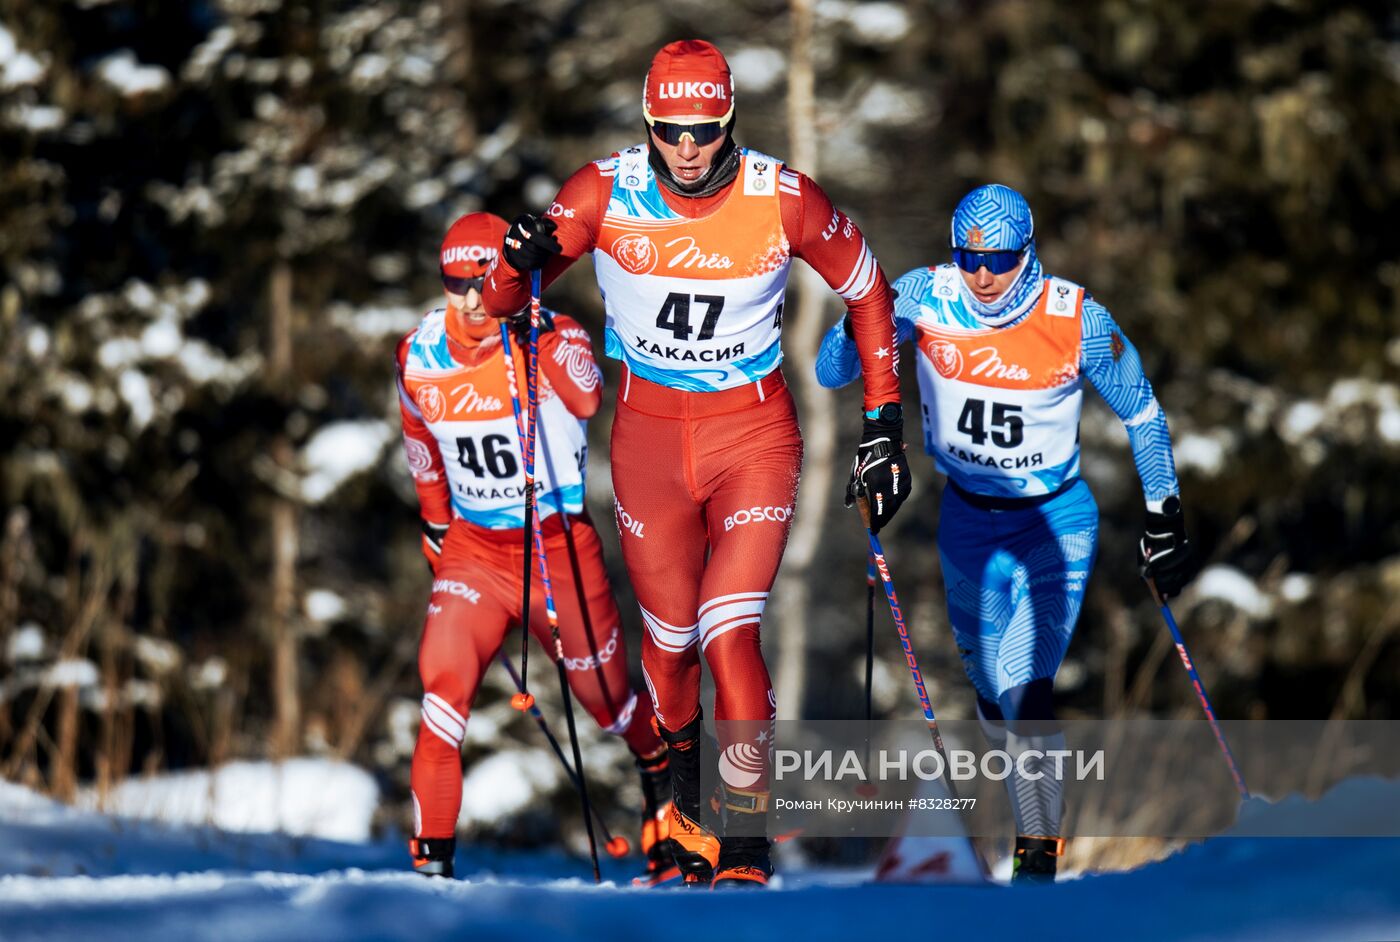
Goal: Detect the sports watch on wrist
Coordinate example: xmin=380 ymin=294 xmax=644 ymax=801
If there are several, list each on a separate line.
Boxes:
xmin=865 ymin=403 xmax=903 ymax=424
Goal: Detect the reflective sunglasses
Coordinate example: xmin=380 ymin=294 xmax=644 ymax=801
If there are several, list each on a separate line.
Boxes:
xmin=441 ymin=273 xmax=484 ymax=295
xmin=952 ymin=248 xmax=1025 ymax=276
xmin=645 ymin=109 xmax=733 ymax=147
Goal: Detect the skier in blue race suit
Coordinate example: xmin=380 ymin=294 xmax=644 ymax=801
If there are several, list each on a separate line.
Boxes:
xmin=816 ymin=184 xmax=1199 ymax=883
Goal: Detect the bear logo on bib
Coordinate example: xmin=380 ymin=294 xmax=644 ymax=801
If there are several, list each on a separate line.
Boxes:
xmin=927 ymin=339 xmax=963 ymax=379
xmin=614 ymin=233 xmax=659 ymax=275
xmin=416 ymin=383 xmax=446 ymax=423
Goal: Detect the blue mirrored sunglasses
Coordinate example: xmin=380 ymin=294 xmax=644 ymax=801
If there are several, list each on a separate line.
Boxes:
xmin=952 ymin=248 xmax=1025 ymax=276
xmin=441 ymin=273 xmax=484 ymax=295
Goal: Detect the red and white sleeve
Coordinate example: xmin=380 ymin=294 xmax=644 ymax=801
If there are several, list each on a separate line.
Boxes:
xmin=779 ymin=169 xmax=900 ymax=412
xmin=482 ymin=163 xmax=611 ymax=318
xmin=394 ymin=333 xmax=452 ymax=525
xmin=537 ymin=313 xmax=604 ymax=419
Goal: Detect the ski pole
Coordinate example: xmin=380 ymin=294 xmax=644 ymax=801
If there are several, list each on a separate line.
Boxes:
xmin=510 ymin=296 xmax=539 ymax=712
xmin=865 ymin=552 xmax=877 ymax=725
xmin=856 ymin=499 xmax=959 ymax=788
xmin=500 ymin=274 xmax=603 ymax=882
xmin=858 ymin=499 xmax=992 ymax=879
xmin=557 ymin=502 xmax=621 ymax=720
xmin=855 ymin=553 xmax=877 ymax=797
xmin=498 ymin=652 xmax=629 ymax=857
xmin=1146 ymin=578 xmax=1251 ymax=800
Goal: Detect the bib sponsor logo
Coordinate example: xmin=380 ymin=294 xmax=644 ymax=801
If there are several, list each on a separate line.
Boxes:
xmin=928 ymin=340 xmax=963 ymax=379
xmin=751 ymin=159 xmax=769 ymax=192
xmin=416 ymin=383 xmax=447 ymax=423
xmin=441 ymin=245 xmax=497 ymax=267
xmin=615 ymin=497 xmax=645 ymax=538
xmin=723 ymin=505 xmax=793 ymax=531
xmin=1048 ymin=283 xmax=1075 ymax=317
xmin=613 ymin=233 xmax=658 ymax=275
xmin=969 ymin=346 xmax=1030 ymax=382
xmin=448 ymin=382 xmax=504 ymax=415
xmin=664 ymin=235 xmax=733 ymax=271
xmin=657 ymin=81 xmax=729 ymax=101
xmin=431 ymin=578 xmax=482 ymax=604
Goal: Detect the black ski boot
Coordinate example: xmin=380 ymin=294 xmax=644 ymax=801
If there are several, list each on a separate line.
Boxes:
xmin=1011 ymin=835 xmax=1063 ymax=885
xmin=712 ymin=835 xmax=773 ymax=889
xmin=409 ymin=836 xmax=455 ymax=878
xmin=713 ymin=785 xmax=772 ymax=889
xmin=636 ymin=747 xmax=678 ymax=885
xmin=657 ymin=713 xmax=720 ymax=888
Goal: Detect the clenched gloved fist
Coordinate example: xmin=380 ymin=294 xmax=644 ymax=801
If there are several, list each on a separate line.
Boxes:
xmin=507 ymin=305 xmax=555 ymax=347
xmin=421 ymin=519 xmax=449 ymax=574
xmin=846 ymin=404 xmax=912 ymax=534
xmin=503 ymin=214 xmax=561 ymax=272
xmin=1137 ymin=496 xmax=1199 ymax=598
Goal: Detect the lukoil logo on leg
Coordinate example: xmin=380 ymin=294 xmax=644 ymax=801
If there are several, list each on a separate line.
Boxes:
xmin=431 ymin=579 xmax=481 ymax=604
xmin=615 ymin=496 xmax=645 ymax=538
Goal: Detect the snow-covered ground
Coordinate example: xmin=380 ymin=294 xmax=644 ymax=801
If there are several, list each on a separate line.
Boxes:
xmin=1 ymin=772 xmax=1398 ymax=942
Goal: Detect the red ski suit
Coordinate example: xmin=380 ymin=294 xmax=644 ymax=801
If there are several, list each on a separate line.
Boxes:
xmin=397 ymin=309 xmax=662 ymax=839
xmin=484 ymin=147 xmax=901 ymax=792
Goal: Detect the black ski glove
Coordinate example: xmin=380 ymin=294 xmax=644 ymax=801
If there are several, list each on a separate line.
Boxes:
xmin=1137 ymin=496 xmax=1198 ymax=598
xmin=421 ymin=519 xmax=449 ymax=574
xmin=846 ymin=407 xmax=912 ymax=534
xmin=502 ymin=214 xmax=561 ymax=272
xmin=507 ymin=305 xmax=555 ymax=347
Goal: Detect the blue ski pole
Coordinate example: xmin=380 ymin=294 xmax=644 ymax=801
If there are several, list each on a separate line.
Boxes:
xmin=857 ymin=499 xmax=953 ymax=763
xmin=500 ymin=270 xmax=602 ymax=881
xmin=1146 ymin=578 xmax=1251 ymax=800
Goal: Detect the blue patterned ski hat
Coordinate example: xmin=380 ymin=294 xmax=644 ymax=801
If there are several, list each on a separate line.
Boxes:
xmin=950 ymin=184 xmax=1035 ymax=252
xmin=949 ymin=184 xmax=1043 ymax=323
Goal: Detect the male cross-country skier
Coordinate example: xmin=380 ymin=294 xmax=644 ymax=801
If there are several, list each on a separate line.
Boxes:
xmin=397 ymin=212 xmax=673 ymax=881
xmin=815 ymin=184 xmax=1199 ymax=883
xmin=482 ymin=40 xmax=911 ymax=887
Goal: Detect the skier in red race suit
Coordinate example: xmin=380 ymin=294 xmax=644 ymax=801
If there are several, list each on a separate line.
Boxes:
xmin=398 ymin=212 xmax=671 ymax=880
xmin=483 ymin=41 xmax=911 ymax=887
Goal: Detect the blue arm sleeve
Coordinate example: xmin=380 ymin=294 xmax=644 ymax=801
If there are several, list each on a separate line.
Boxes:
xmin=815 ymin=322 xmax=862 ymax=388
xmin=1080 ymin=298 xmax=1180 ymax=504
xmin=814 ymin=269 xmax=922 ymax=389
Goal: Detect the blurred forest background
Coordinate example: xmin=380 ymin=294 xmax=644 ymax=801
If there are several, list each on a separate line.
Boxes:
xmin=1 ymin=0 xmax=1397 ymax=865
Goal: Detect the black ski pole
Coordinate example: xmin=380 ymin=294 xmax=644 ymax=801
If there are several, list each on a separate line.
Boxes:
xmin=557 ymin=506 xmax=620 ymax=720
xmin=499 ymin=276 xmax=602 ymax=882
xmin=499 ymin=653 xmax=629 ymax=857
